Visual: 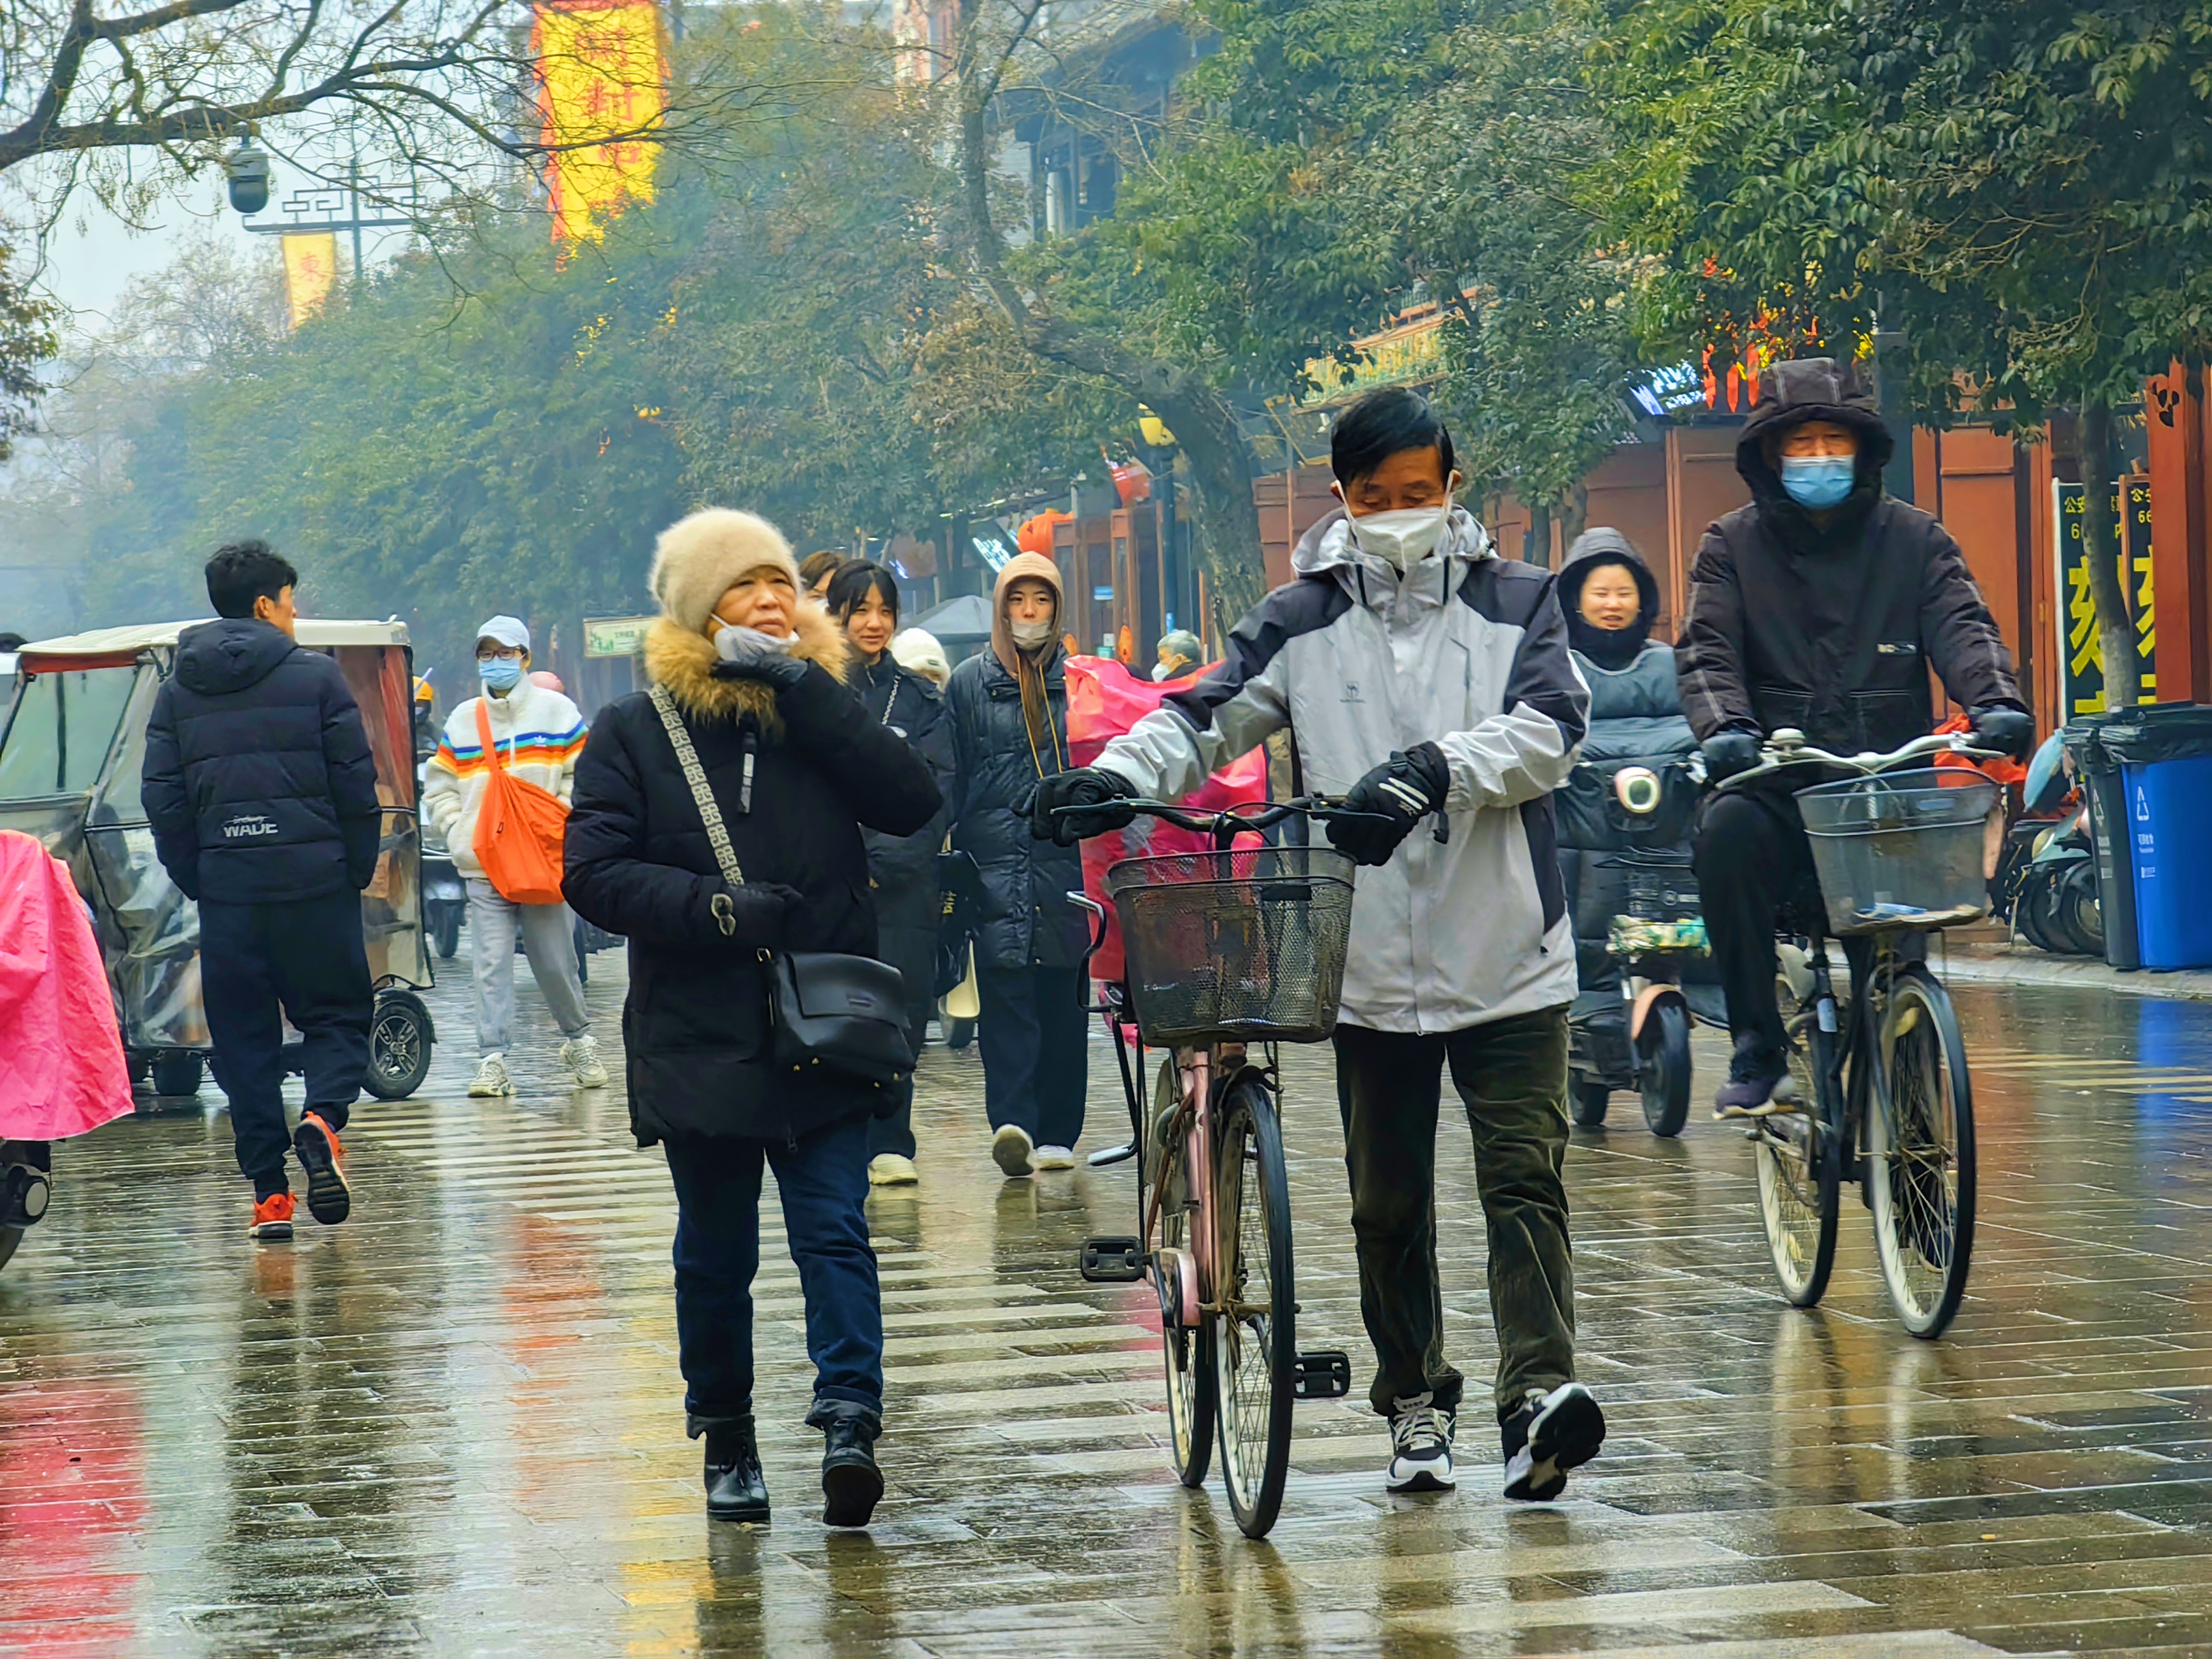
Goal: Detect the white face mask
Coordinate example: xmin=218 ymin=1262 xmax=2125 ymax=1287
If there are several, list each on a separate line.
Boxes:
xmin=1348 ymin=504 xmax=1452 ymax=571
xmin=1009 ymin=616 xmax=1055 ymax=651
xmin=714 ymin=620 xmax=795 ymax=662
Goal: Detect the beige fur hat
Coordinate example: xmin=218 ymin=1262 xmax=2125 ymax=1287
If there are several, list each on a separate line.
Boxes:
xmin=649 ymin=508 xmax=800 ymax=633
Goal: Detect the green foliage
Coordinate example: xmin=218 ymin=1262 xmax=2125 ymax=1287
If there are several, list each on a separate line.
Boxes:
xmin=0 ymin=235 xmax=58 ymax=461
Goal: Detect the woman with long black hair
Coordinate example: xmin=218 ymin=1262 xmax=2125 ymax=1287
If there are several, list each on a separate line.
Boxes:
xmin=824 ymin=559 xmax=955 ymax=1186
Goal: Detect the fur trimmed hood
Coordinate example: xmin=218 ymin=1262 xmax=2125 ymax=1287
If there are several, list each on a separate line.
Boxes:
xmin=642 ymin=604 xmax=851 ymax=732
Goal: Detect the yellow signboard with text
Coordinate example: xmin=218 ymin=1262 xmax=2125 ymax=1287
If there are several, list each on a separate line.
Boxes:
xmin=534 ymin=0 xmax=665 ymax=245
xmin=281 ymin=232 xmax=338 ymax=329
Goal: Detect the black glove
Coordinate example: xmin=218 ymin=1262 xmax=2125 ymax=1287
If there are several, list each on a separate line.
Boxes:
xmin=709 ymin=880 xmax=800 ymax=947
xmin=1968 ymin=705 xmax=2034 ymax=762
xmin=1031 ymin=768 xmax=1137 ymax=845
xmin=1328 ymin=742 xmax=1450 ymax=867
xmin=710 ymin=627 xmax=810 ymax=690
xmin=1700 ymin=730 xmax=1762 ymax=783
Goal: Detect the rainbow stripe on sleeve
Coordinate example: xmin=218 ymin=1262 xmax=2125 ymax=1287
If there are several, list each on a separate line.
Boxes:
xmin=434 ymin=722 xmax=588 ymax=778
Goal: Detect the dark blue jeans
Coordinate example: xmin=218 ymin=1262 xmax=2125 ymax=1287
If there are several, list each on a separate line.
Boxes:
xmin=663 ymin=1115 xmax=882 ymax=1425
xmin=976 ymin=963 xmax=1088 ymax=1148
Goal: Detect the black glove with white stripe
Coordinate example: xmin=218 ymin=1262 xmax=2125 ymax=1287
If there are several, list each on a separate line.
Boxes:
xmin=1329 ymin=742 xmax=1450 ymax=867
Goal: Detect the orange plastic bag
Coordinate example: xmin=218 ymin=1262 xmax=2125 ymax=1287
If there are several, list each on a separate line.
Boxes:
xmin=472 ymin=700 xmax=568 ymax=906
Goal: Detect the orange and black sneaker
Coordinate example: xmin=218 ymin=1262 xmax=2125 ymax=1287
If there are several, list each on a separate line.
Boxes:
xmin=250 ymin=1191 xmax=296 ymax=1241
xmin=293 ymin=1112 xmax=351 ymax=1226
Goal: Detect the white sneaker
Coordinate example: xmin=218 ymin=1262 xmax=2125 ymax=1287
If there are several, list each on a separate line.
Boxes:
xmin=991 ymin=1124 xmax=1035 ymax=1178
xmin=868 ymin=1153 xmax=918 ymax=1186
xmin=469 ymin=1054 xmax=513 ymax=1097
xmin=559 ymin=1035 xmax=609 ymax=1088
xmin=1385 ymin=1393 xmax=1457 ymax=1493
xmin=1034 ymin=1144 xmax=1077 ymax=1171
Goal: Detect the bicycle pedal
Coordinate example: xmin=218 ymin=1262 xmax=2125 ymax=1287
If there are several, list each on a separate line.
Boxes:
xmin=1079 ymin=1235 xmax=1145 ymax=1284
xmin=1291 ymin=1349 xmax=1352 ymax=1401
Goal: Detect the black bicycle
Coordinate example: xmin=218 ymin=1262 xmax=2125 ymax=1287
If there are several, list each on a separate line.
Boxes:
xmin=1717 ymin=729 xmax=1998 ymax=1339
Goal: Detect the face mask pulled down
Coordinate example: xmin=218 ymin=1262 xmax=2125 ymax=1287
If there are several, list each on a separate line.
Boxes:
xmin=714 ymin=620 xmax=796 ymax=667
xmin=1348 ymin=503 xmax=1452 ymax=571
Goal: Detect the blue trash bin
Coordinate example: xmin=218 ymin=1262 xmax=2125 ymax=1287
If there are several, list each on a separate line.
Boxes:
xmin=2125 ymin=755 xmax=2212 ymax=969
xmin=2094 ymin=705 xmax=2212 ymax=970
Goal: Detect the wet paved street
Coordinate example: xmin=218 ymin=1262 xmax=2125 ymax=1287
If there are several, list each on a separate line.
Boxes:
xmin=9 ymin=942 xmax=2212 ymax=1655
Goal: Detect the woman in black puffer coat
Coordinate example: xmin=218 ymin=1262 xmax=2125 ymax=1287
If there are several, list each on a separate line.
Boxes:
xmin=565 ymin=509 xmax=939 ymax=1534
xmin=824 ymin=559 xmax=955 ymax=1189
xmin=942 ymin=553 xmax=1091 ymax=1179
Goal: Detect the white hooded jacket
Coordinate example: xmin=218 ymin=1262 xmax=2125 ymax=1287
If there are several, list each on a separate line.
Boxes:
xmin=1094 ymin=506 xmax=1588 ymax=1033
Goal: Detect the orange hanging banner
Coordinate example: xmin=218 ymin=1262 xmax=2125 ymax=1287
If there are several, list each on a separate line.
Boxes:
xmin=281 ymin=232 xmax=338 ymax=328
xmin=533 ymin=0 xmax=666 ymax=245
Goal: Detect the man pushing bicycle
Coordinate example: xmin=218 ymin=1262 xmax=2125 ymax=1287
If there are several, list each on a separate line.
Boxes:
xmin=1677 ymin=357 xmax=2032 ymax=1119
xmin=1035 ymin=387 xmax=1604 ymax=1503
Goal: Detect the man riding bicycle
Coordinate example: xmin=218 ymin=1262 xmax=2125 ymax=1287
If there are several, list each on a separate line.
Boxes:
xmin=1679 ymin=357 xmax=2032 ymax=1119
xmin=1034 ymin=387 xmax=1606 ymax=1504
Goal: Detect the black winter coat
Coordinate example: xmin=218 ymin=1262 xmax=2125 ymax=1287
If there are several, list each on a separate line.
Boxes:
xmin=1677 ymin=358 xmax=2024 ymax=754
xmin=854 ymin=653 xmax=954 ymax=937
xmin=563 ymin=613 xmax=940 ymax=1147
xmin=943 ymin=646 xmax=1088 ymax=972
xmin=141 ymin=619 xmax=382 ymax=904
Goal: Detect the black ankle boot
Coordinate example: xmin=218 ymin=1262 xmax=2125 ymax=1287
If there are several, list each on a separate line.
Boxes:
xmin=699 ymin=1417 xmax=769 ymax=1525
xmin=805 ymin=1400 xmax=883 ymax=1528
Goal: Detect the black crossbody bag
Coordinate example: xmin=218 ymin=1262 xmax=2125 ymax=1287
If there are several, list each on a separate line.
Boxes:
xmin=649 ymin=685 xmax=915 ymax=1089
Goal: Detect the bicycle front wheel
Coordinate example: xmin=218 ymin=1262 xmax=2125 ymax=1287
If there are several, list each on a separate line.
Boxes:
xmin=1755 ymin=971 xmax=1840 ymax=1306
xmin=1870 ymin=967 xmax=1976 ymax=1338
xmin=1212 ymin=1079 xmax=1296 ymax=1539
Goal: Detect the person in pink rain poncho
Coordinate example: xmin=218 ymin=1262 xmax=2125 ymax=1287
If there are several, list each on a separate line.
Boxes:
xmin=0 ymin=830 xmax=134 ymax=1262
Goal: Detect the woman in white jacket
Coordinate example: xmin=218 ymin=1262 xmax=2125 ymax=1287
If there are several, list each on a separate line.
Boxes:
xmin=421 ymin=615 xmax=604 ymax=1095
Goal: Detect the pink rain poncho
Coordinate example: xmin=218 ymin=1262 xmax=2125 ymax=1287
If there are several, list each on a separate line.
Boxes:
xmin=1064 ymin=655 xmax=1267 ymax=985
xmin=0 ymin=830 xmax=132 ymax=1140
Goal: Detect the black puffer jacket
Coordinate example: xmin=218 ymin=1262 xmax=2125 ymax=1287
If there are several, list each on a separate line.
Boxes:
xmin=853 ymin=650 xmax=954 ymax=1001
xmin=141 ymin=619 xmax=382 ymax=904
xmin=1676 ymin=357 xmax=2024 ymax=753
xmin=563 ymin=611 xmax=940 ymax=1146
xmin=944 ymin=646 xmax=1088 ymax=971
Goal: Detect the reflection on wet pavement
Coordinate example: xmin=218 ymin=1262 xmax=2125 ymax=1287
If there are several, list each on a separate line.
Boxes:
xmin=6 ymin=944 xmax=2212 ymax=1654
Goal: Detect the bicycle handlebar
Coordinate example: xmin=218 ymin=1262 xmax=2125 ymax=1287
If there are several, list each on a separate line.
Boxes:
xmin=1051 ymin=793 xmax=1386 ymax=838
xmin=1713 ymin=727 xmax=2002 ymax=794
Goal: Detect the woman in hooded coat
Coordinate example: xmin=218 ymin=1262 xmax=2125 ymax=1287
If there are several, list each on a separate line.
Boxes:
xmin=942 ymin=553 xmax=1090 ymax=1178
xmin=823 ymin=559 xmax=956 ymax=1188
xmin=564 ymin=509 xmax=941 ymax=1532
xmin=1553 ymin=529 xmax=1702 ymax=1113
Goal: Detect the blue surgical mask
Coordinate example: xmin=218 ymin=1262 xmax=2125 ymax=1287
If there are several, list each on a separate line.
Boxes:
xmin=1780 ymin=454 xmax=1857 ymax=511
xmin=479 ymin=656 xmax=523 ymax=694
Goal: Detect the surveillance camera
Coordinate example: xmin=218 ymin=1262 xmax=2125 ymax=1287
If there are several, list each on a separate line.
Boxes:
xmin=225 ymin=143 xmax=272 ymax=216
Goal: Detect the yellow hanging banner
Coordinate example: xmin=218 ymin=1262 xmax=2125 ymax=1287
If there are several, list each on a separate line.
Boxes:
xmin=281 ymin=232 xmax=338 ymax=329
xmin=534 ymin=0 xmax=666 ymax=245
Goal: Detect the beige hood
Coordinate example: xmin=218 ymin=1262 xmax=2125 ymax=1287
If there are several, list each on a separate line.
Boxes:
xmin=989 ymin=552 xmax=1066 ymax=676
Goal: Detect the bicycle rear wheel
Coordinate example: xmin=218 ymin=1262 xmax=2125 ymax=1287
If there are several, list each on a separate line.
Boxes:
xmin=1148 ymin=1072 xmax=1215 ymax=1487
xmin=1755 ymin=969 xmax=1840 ymax=1306
xmin=1212 ymin=1079 xmax=1296 ymax=1539
xmin=1870 ymin=967 xmax=1976 ymax=1338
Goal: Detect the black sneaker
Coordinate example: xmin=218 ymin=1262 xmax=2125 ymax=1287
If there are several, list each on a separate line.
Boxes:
xmin=1503 ymin=1382 xmax=1606 ymax=1501
xmin=292 ymin=1112 xmax=351 ymax=1226
xmin=1385 ymin=1394 xmax=1456 ymax=1492
xmin=1712 ymin=1046 xmax=1801 ymax=1120
xmin=702 ymin=1417 xmax=770 ymax=1525
xmin=807 ymin=1401 xmax=884 ymax=1528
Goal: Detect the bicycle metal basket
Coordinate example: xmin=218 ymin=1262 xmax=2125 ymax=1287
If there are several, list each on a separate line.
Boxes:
xmin=1794 ymin=768 xmax=1999 ymax=936
xmin=1104 ymin=844 xmax=1357 ymax=1045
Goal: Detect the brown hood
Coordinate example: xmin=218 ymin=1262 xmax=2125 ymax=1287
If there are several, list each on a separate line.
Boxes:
xmin=989 ymin=552 xmax=1066 ymax=676
xmin=643 ymin=602 xmax=850 ymax=734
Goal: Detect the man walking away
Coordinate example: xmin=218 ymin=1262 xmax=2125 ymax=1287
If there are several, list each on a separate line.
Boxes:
xmin=421 ymin=615 xmax=601 ymax=1097
xmin=143 ymin=541 xmax=382 ymax=1240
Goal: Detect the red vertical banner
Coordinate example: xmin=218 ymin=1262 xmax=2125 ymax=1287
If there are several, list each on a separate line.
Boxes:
xmin=2144 ymin=364 xmax=2211 ymax=703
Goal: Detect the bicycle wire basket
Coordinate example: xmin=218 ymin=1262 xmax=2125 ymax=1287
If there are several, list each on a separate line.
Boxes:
xmin=1794 ymin=767 xmax=1998 ymax=936
xmin=1104 ymin=843 xmax=1357 ymax=1045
